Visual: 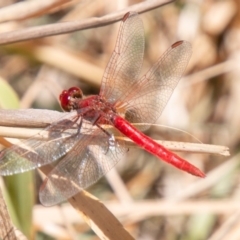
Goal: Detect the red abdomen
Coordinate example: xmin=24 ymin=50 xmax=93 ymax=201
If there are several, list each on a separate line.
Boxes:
xmin=111 ymin=115 xmax=205 ymax=178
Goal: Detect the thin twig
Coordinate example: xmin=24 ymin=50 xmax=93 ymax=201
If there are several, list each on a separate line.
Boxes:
xmin=0 ymin=0 xmax=174 ymax=45
xmin=123 ymin=137 xmax=229 ymax=156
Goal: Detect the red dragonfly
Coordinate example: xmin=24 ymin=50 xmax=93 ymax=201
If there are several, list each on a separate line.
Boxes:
xmin=0 ymin=12 xmax=205 ymax=206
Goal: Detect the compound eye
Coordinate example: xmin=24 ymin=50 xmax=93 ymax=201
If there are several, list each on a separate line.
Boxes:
xmin=68 ymin=87 xmax=83 ymax=99
xmin=59 ymin=90 xmax=71 ymax=112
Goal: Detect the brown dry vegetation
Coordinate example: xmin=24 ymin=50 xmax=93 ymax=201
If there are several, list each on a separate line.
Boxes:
xmin=0 ymin=0 xmax=239 ymax=239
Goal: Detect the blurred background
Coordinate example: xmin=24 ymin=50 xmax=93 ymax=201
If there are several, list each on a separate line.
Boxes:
xmin=0 ymin=0 xmax=239 ymax=239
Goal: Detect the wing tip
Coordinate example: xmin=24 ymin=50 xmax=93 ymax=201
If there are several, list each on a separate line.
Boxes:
xmin=171 ymin=41 xmax=184 ymax=48
xmin=123 ymin=12 xmax=130 ymax=22
xmin=123 ymin=11 xmax=138 ymax=22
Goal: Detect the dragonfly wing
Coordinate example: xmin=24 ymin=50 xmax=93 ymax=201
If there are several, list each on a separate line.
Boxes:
xmin=39 ymin=124 xmax=126 ymax=206
xmin=99 ymin=13 xmax=191 ymax=127
xmin=120 ymin=41 xmax=192 ymax=126
xmin=100 ymin=12 xmax=144 ymax=103
xmin=0 ymin=112 xmax=81 ymax=175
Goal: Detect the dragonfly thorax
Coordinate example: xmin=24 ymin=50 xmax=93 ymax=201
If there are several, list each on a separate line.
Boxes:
xmin=77 ymin=95 xmax=117 ymax=124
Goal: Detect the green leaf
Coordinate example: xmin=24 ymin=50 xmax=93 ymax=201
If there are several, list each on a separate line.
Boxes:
xmin=0 ymin=77 xmax=19 ymax=109
xmin=0 ymin=77 xmax=34 ymax=238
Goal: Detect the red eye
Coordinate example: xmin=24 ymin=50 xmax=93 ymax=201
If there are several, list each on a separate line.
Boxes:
xmin=59 ymin=90 xmax=71 ymax=111
xmin=68 ymin=87 xmax=83 ymax=99
xmin=59 ymin=87 xmax=83 ymax=112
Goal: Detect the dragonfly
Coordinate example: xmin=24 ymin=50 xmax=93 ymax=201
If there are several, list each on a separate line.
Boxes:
xmin=0 ymin=12 xmax=205 ymax=206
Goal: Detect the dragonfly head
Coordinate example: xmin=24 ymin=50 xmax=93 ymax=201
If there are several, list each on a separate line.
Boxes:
xmin=59 ymin=87 xmax=83 ymax=112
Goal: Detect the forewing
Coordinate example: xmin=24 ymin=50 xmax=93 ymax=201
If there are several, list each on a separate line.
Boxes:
xmin=0 ymin=112 xmax=81 ymax=175
xmin=117 ymin=41 xmax=192 ymax=126
xmin=39 ymin=121 xmax=127 ymax=206
xmin=100 ymin=12 xmax=144 ymax=103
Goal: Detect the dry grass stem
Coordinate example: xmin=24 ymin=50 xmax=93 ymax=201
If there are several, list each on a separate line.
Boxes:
xmin=0 ymin=125 xmax=228 ymax=157
xmin=0 ymin=0 xmax=174 ymax=45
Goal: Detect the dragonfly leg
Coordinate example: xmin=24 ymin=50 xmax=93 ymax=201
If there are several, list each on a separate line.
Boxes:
xmin=95 ymin=123 xmax=115 ymax=154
